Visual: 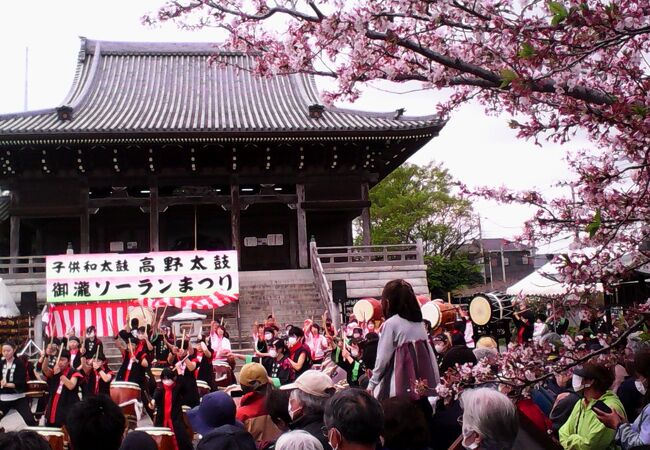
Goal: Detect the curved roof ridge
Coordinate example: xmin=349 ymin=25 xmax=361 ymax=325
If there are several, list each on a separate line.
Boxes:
xmin=58 ymin=40 xmax=104 ymax=119
xmin=84 ymin=38 xmax=249 ymax=56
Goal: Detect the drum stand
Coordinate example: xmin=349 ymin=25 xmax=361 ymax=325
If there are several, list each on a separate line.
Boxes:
xmin=19 ymin=315 xmax=42 ymax=357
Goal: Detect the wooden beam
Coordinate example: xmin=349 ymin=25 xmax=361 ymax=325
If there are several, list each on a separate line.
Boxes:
xmin=296 ymin=184 xmax=308 ymax=269
xmin=88 ymin=197 xmax=149 ymax=208
xmin=149 ymin=185 xmax=159 ymax=252
xmin=300 ymin=200 xmax=371 ymax=211
xmin=360 ymin=182 xmax=372 ymax=246
xmin=80 ymin=186 xmax=90 ymax=253
xmin=230 ymin=182 xmax=241 ymax=268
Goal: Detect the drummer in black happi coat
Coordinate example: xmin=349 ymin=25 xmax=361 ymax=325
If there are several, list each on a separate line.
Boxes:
xmin=42 ymin=349 xmax=83 ymax=427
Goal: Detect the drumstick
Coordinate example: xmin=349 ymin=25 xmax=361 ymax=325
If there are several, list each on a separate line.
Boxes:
xmin=55 ymin=341 xmax=64 ymax=367
xmin=212 ymin=308 xmax=216 ymax=322
xmin=180 ymin=330 xmax=186 ymax=351
xmin=158 ymin=304 xmax=168 ymax=327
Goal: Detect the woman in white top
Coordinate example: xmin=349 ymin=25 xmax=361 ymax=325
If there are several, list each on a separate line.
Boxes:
xmin=368 ymin=279 xmax=439 ymax=401
xmin=209 ymin=322 xmax=232 ymax=364
xmin=306 ymin=323 xmax=329 ymax=364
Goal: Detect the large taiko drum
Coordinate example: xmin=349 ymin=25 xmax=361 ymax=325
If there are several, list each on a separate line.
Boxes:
xmin=353 ymin=298 xmax=383 ymax=323
xmin=421 ymin=301 xmax=457 ymax=330
xmin=134 ymin=427 xmax=176 ymax=450
xmin=213 ymin=360 xmax=235 ymax=388
xmin=25 ymin=427 xmax=65 ymax=450
xmin=197 ymin=380 xmax=211 ymax=398
xmin=26 ymin=380 xmax=48 ymax=398
xmin=151 ymin=367 xmax=163 ymax=389
xmin=469 ymin=294 xmax=514 ymax=326
xmin=110 ymin=381 xmax=141 ymax=419
xmin=416 ymin=295 xmax=430 ymax=307
xmin=182 ymin=405 xmax=194 ymax=439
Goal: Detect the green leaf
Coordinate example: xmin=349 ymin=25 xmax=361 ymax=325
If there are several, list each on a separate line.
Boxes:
xmin=639 ymin=332 xmax=650 ymax=342
xmin=631 ymin=105 xmax=648 ymax=117
xmin=548 ymin=1 xmax=568 ymax=17
xmin=585 ymin=208 xmax=602 ymax=238
xmin=499 ymin=69 xmax=518 ymax=88
xmin=518 ymin=42 xmax=536 ymax=59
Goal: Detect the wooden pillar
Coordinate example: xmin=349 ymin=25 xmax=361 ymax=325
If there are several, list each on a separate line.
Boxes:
xmin=80 ymin=186 xmax=90 ymax=253
xmin=296 ymin=184 xmax=308 ymax=268
xmin=10 ymin=216 xmax=19 ymax=273
xmin=149 ymin=185 xmax=159 ymax=252
xmin=360 ymin=181 xmax=372 ymax=246
xmin=230 ymin=182 xmax=241 ymax=268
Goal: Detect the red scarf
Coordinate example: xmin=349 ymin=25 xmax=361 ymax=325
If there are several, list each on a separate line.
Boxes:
xmin=289 ymin=341 xmax=303 ymax=360
xmin=163 ymin=383 xmax=179 ymax=450
xmin=124 ymin=340 xmax=146 ymax=381
xmin=49 ymin=367 xmax=71 ymax=423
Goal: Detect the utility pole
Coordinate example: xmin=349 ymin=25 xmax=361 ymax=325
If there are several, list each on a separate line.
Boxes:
xmin=488 ymin=251 xmax=494 ymax=290
xmin=477 ymin=216 xmax=487 ymax=285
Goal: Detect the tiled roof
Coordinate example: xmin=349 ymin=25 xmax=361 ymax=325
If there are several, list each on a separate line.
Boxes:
xmin=481 ymin=238 xmax=533 ymax=253
xmin=0 ymin=39 xmax=444 ymax=140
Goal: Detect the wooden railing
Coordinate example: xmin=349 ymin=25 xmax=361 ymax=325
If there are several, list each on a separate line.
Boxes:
xmin=0 ymin=255 xmax=47 ymax=277
xmin=314 ymin=240 xmax=424 ymax=268
xmin=310 ymin=241 xmax=340 ymax=329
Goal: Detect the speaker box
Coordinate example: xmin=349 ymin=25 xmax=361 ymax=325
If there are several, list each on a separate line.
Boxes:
xmin=20 ymin=291 xmax=38 ymax=316
xmin=332 ymin=280 xmax=347 ymax=304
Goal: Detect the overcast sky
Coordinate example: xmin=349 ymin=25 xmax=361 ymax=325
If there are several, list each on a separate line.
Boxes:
xmin=0 ymin=0 xmax=581 ymax=250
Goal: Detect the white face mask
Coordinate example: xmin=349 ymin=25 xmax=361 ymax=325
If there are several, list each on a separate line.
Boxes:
xmin=264 ymin=333 xmax=273 ymax=341
xmin=462 ymin=427 xmax=479 ymax=450
xmin=572 ymin=374 xmax=590 ymax=392
xmin=434 ymin=344 xmax=446 ymax=354
xmin=288 ymin=337 xmax=297 ymax=346
xmin=269 ymin=349 xmax=278 ymax=358
xmin=636 ymin=380 xmax=647 ymax=395
xmin=288 ymin=402 xmax=302 ymax=421
xmin=162 ymin=379 xmax=174 ymax=386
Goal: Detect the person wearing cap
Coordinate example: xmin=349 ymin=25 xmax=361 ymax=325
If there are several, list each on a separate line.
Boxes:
xmin=41 ymin=348 xmax=83 ymax=427
xmin=152 ymin=368 xmax=193 ymax=450
xmin=559 ymin=362 xmax=626 ymax=450
xmin=282 ymin=370 xmax=336 ymax=450
xmin=287 ymin=327 xmax=312 ymax=378
xmin=330 ymin=337 xmax=366 ymax=387
xmin=237 ymin=363 xmax=282 ymax=443
xmin=80 ymin=325 xmax=103 ymax=363
xmin=187 ymin=391 xmax=239 ymax=438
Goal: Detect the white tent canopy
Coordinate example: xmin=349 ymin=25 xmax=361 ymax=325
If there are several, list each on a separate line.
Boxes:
xmin=0 ymin=278 xmax=20 ymax=317
xmin=506 ymin=261 xmax=603 ymax=297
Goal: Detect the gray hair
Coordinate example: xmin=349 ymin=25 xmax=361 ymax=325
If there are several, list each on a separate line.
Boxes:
xmin=473 ymin=347 xmax=497 ymax=362
xmin=276 ymin=431 xmax=324 ymax=450
xmin=290 ymin=388 xmax=328 ymax=416
xmin=460 ymin=388 xmax=518 ymax=449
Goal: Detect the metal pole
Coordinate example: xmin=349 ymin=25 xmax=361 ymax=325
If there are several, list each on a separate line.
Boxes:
xmin=488 ymin=251 xmax=494 ymax=290
xmin=477 ymin=216 xmax=487 ymax=285
xmin=500 ymin=244 xmax=507 ymax=283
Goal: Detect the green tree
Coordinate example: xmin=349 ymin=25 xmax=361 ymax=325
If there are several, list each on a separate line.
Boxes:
xmin=366 ymin=162 xmax=481 ymax=295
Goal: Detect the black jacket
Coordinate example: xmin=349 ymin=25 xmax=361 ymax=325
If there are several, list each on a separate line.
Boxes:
xmin=290 ymin=413 xmax=332 ymax=450
xmin=439 ymin=346 xmax=477 ymax=373
xmin=0 ymin=358 xmax=28 ymax=394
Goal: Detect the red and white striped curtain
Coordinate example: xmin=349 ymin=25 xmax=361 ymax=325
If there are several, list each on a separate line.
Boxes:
xmin=47 ymin=301 xmax=130 ymax=338
xmin=46 ymin=292 xmax=239 ymax=337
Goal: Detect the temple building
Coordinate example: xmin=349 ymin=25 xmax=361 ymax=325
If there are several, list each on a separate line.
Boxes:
xmin=0 ymin=38 xmax=444 ymax=273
